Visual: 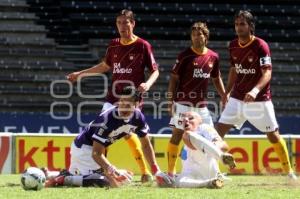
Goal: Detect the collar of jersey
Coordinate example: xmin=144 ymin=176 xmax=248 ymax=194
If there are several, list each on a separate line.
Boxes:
xmin=120 ymin=36 xmax=138 ymax=46
xmin=238 ymin=35 xmax=256 ymax=48
xmin=190 ymin=46 xmax=208 ymax=55
xmin=116 ymin=107 xmax=134 ymax=122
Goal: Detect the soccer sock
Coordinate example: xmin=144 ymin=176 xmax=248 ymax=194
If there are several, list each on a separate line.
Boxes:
xmin=64 ymin=174 xmax=110 ymax=187
xmin=82 ymin=173 xmax=110 ymax=187
xmin=167 ymin=142 xmax=179 ymax=175
xmin=64 ymin=176 xmax=82 ymax=186
xmin=126 ymin=134 xmax=150 ymax=175
xmin=272 ymin=138 xmax=293 ymax=174
xmin=176 ymin=177 xmax=215 ymax=188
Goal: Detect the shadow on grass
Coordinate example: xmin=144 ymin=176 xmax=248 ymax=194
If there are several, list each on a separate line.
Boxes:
xmin=240 ymin=181 xmax=300 ymax=188
xmin=0 ymin=183 xmax=20 ymax=187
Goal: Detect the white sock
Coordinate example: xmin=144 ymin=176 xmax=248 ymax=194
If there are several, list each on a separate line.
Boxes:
xmin=175 ymin=176 xmax=215 ymax=188
xmin=64 ymin=176 xmax=83 ymax=186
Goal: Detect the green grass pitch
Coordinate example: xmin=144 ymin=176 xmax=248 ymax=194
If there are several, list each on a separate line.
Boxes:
xmin=0 ymin=175 xmax=299 ymax=199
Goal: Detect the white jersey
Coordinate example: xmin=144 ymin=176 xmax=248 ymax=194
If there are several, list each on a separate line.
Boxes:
xmin=180 ymin=124 xmax=220 ymax=179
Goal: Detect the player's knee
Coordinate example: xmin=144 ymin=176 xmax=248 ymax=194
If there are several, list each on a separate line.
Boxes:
xmin=215 ymin=123 xmax=231 ymax=138
xmin=170 ymin=128 xmax=184 ymax=144
xmin=266 ymin=130 xmax=281 ymax=143
xmin=220 ymin=141 xmax=229 ymax=152
xmin=170 ymin=131 xmax=184 ymax=145
xmin=124 ymin=134 xmax=132 ymax=140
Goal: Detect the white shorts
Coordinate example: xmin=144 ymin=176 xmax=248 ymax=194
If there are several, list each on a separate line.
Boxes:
xmin=169 ymin=103 xmax=213 ymax=130
xmin=218 ymin=97 xmax=279 ymax=132
xmin=68 ymin=142 xmax=100 ymax=175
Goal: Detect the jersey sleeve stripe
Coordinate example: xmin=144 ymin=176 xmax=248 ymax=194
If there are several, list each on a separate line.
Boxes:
xmin=92 ymin=134 xmax=108 ymax=144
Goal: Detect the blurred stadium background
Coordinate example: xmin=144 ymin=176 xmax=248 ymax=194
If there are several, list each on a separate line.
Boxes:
xmin=0 ymin=0 xmax=300 ymax=175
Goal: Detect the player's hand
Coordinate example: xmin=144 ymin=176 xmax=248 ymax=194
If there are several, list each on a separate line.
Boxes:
xmin=243 ymin=93 xmax=255 ymax=103
xmin=138 ymin=82 xmax=149 ymax=93
xmin=105 ymin=165 xmax=133 ymax=186
xmin=66 ymin=71 xmax=81 ymax=83
xmin=244 ymin=87 xmax=259 ymax=103
xmin=114 ymin=169 xmax=134 ymax=186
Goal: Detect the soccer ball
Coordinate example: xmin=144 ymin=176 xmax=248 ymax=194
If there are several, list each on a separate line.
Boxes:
xmin=20 ymin=167 xmax=46 ymax=191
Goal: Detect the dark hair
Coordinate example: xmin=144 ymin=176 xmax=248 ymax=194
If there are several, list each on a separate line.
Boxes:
xmin=234 ymin=10 xmax=255 ymax=34
xmin=121 ymin=86 xmax=140 ymax=102
xmin=191 ymin=22 xmax=210 ymax=45
xmin=117 ymin=9 xmax=135 ymax=22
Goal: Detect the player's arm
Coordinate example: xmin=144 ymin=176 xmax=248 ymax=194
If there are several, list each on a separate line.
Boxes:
xmin=66 ymin=61 xmax=111 ymax=83
xmin=138 ymin=69 xmax=159 ymax=93
xmin=91 ymin=141 xmax=114 ymax=174
xmin=244 ymin=68 xmax=271 ymax=102
xmin=255 ymin=68 xmax=272 ymax=90
xmin=244 ymin=42 xmax=272 ymax=102
xmin=138 ymin=135 xmax=174 ymax=186
xmin=167 ymin=73 xmax=179 ymax=116
xmin=212 ymin=75 xmax=225 ymax=96
xmin=92 ymin=141 xmax=134 ymax=187
xmin=139 ymin=135 xmax=160 ymax=174
xmin=212 ymin=75 xmax=226 ymax=106
xmin=225 ymin=67 xmax=237 ymax=95
xmin=219 ymin=67 xmax=237 ymax=107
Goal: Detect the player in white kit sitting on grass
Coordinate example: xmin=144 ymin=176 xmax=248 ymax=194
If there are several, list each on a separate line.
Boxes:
xmin=158 ymin=111 xmax=236 ymax=188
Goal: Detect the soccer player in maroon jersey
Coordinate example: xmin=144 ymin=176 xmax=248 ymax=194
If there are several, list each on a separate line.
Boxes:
xmin=215 ymin=10 xmax=297 ymax=180
xmin=66 ymin=9 xmax=159 ymax=182
xmin=167 ymin=22 xmax=226 ymax=176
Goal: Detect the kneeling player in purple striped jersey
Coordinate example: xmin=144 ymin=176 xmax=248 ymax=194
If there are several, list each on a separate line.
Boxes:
xmin=45 ymin=86 xmax=168 ymax=187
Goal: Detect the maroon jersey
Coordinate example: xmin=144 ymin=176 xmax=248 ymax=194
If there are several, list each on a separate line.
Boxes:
xmin=229 ymin=36 xmax=272 ymax=101
xmin=104 ymin=37 xmax=158 ymax=104
xmin=172 ymin=47 xmax=220 ymax=107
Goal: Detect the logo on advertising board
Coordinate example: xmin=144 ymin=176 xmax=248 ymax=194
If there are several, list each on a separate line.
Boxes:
xmin=15 ymin=136 xmax=75 ymax=173
xmin=12 ymin=134 xmax=300 ymax=175
xmin=219 ymin=138 xmax=284 ymax=174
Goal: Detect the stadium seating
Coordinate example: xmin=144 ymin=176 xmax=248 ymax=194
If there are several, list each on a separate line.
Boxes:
xmin=0 ymin=0 xmax=299 ymax=116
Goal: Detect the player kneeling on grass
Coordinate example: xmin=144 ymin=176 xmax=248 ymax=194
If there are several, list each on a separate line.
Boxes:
xmin=45 ymin=86 xmax=169 ymax=188
xmin=157 ymin=111 xmax=236 ymax=188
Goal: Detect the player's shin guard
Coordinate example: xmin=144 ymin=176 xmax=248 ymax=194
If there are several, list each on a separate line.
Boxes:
xmin=126 ymin=134 xmax=150 ymax=175
xmin=272 ymin=138 xmax=293 ymax=174
xmin=188 ymin=133 xmax=222 ymax=160
xmin=167 ymin=142 xmax=179 ymax=175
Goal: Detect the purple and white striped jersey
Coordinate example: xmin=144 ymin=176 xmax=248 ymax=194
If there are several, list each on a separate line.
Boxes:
xmin=74 ymin=107 xmax=149 ymax=147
